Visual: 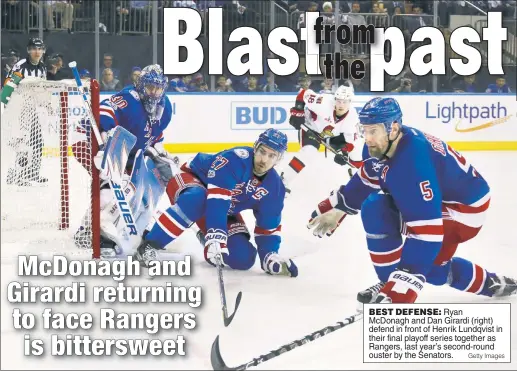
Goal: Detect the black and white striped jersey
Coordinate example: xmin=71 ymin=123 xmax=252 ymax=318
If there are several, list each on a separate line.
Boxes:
xmin=8 ymin=57 xmax=47 ymax=80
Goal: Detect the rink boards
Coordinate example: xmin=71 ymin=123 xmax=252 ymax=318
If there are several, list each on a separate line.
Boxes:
xmin=2 ymin=92 xmax=516 ymax=153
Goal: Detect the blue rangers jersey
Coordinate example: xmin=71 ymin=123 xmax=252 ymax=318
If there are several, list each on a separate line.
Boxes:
xmin=99 ymin=86 xmax=172 ymax=163
xmin=337 ymin=127 xmax=490 ymax=276
xmin=187 ymin=146 xmax=286 ymax=256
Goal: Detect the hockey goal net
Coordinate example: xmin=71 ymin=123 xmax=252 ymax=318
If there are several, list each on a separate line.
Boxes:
xmin=1 ymin=78 xmax=100 ymax=260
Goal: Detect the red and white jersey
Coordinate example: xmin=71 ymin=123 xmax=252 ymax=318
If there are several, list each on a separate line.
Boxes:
xmin=299 ymin=88 xmax=364 ymax=165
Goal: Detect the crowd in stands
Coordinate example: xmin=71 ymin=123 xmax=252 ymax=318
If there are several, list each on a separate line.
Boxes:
xmin=1 ymin=0 xmax=515 ymax=93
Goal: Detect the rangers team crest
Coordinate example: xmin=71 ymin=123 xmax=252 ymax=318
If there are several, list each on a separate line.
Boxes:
xmin=234 ymin=149 xmax=249 ymax=159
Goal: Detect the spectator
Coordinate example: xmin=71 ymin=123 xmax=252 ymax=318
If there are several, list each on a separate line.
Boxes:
xmin=126 ymin=66 xmax=141 ymax=86
xmin=320 ymin=77 xmax=336 ymax=93
xmin=261 ymin=72 xmax=280 ymax=92
xmin=100 ymin=68 xmax=123 ymax=91
xmin=2 ymin=49 xmax=19 ymax=83
xmin=188 ymin=73 xmax=209 ymax=92
xmin=486 ymin=77 xmax=512 ymax=93
xmin=452 ymin=75 xmax=479 ymax=93
xmin=297 ymin=2 xmax=318 ymax=29
xmin=173 ymin=0 xmax=196 ymax=8
xmin=215 ymin=75 xmax=235 ymax=92
xmin=169 ymin=76 xmax=190 ymax=92
xmin=345 ymin=2 xmax=367 ymax=26
xmin=100 ymin=53 xmax=120 ymax=79
xmin=346 ymin=76 xmax=369 ymax=92
xmin=46 ymin=55 xmax=61 ymax=80
xmin=245 ymin=76 xmax=261 ymax=92
xmin=44 ymin=0 xmax=74 ymax=32
xmin=296 ymin=74 xmax=314 ymax=91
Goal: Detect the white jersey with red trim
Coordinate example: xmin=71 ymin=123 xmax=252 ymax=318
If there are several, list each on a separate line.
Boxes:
xmin=301 ymin=89 xmax=364 ymax=164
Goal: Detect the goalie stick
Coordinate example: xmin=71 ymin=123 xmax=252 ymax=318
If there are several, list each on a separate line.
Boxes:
xmin=211 ymin=311 xmax=363 ymax=370
xmin=69 ymin=61 xmax=139 ymax=237
xmin=191 ymin=223 xmax=242 ymax=327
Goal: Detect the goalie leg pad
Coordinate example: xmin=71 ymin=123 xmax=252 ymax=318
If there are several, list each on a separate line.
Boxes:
xmin=361 ymin=193 xmax=403 ymax=283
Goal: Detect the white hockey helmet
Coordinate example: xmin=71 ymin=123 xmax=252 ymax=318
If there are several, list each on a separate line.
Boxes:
xmin=334 ymin=85 xmax=354 ymax=102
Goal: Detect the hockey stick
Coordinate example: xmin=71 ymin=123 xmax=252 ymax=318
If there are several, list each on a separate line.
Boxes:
xmin=211 ymin=311 xmax=363 ymax=370
xmin=68 ymin=61 xmax=139 ymax=237
xmin=300 ymin=122 xmax=358 ymax=178
xmin=300 ymin=122 xmax=357 ymax=168
xmin=191 ymin=223 xmax=242 ymax=327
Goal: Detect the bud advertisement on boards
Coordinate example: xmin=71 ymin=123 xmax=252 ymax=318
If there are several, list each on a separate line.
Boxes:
xmin=1 ymin=2 xmax=516 ymax=371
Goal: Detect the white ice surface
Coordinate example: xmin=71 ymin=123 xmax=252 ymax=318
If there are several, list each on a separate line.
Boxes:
xmin=1 ymin=151 xmax=516 ymax=370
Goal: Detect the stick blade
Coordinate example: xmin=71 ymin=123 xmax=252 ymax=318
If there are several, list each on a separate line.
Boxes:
xmin=223 ymin=291 xmax=243 ymax=327
xmin=211 ymin=335 xmax=233 ymax=370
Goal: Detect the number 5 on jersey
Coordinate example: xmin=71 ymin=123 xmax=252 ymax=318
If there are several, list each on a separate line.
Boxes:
xmin=419 ymin=180 xmax=434 ymax=201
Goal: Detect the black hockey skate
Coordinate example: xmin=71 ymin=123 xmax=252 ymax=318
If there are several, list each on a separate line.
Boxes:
xmin=357 ymin=281 xmax=385 ymax=304
xmin=488 ymin=275 xmax=517 ymax=297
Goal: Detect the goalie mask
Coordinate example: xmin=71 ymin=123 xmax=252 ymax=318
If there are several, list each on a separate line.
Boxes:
xmin=135 ymin=64 xmax=169 ymax=116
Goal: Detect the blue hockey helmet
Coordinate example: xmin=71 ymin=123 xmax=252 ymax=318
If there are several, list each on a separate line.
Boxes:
xmin=254 ymin=129 xmax=288 ymax=157
xmin=358 ymin=97 xmax=403 ymax=132
xmin=135 ymin=64 xmax=168 ymax=115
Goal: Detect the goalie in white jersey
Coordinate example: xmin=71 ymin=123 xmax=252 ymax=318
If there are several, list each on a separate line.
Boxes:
xmin=279 ymin=84 xmax=364 ymax=195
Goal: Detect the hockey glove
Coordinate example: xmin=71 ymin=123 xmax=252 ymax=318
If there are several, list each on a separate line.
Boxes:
xmin=289 ymin=108 xmax=305 ymax=130
xmin=261 ymin=252 xmax=298 ymax=277
xmin=289 ymin=98 xmax=306 ymax=130
xmin=203 ymin=228 xmax=229 ymax=267
xmin=375 ymin=269 xmax=426 ymax=304
xmin=307 ymin=190 xmax=354 ymax=237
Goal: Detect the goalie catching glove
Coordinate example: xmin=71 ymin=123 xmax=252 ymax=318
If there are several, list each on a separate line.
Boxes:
xmin=307 ymin=190 xmax=357 ymax=237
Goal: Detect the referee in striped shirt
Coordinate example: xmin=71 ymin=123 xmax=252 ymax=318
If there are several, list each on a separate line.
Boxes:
xmin=6 ymin=37 xmax=48 ymax=186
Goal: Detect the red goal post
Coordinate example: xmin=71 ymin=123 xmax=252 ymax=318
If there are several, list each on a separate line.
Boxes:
xmin=1 ymin=78 xmax=101 ymax=259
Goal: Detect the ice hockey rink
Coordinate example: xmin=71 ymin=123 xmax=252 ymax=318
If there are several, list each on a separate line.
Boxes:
xmin=1 ymin=150 xmax=516 ymax=370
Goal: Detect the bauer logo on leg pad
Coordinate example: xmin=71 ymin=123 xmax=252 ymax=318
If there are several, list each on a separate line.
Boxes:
xmin=111 ymin=181 xmax=138 ymax=235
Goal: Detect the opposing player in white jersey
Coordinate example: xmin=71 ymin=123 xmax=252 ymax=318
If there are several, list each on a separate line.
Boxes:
xmin=279 ymin=85 xmax=364 ymax=197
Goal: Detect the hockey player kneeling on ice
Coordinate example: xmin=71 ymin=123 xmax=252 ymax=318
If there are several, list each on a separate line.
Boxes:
xmin=133 ymin=128 xmax=298 ymax=277
xmin=278 ymin=84 xmax=364 ymax=196
xmin=307 ymin=97 xmax=517 ymax=304
xmin=73 ymin=64 xmax=174 ymax=256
